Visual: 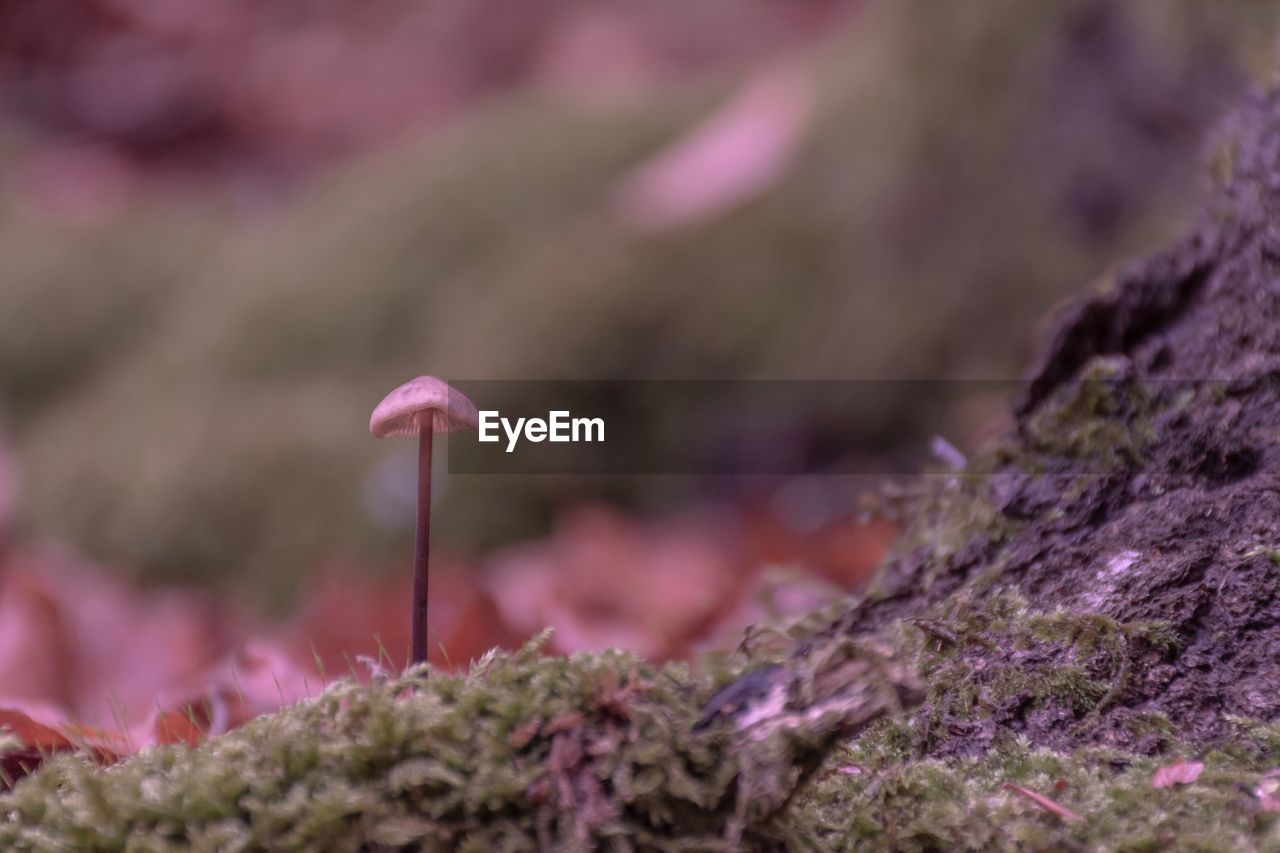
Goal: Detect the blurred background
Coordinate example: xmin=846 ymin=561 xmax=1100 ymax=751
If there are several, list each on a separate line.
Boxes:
xmin=0 ymin=0 xmax=1276 ymax=741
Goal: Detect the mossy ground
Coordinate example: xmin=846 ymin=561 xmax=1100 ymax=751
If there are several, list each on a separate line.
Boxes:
xmin=2 ymin=614 xmax=1276 ymax=850
xmin=0 ymin=631 xmax=918 ymax=851
xmin=804 ymin=726 xmax=1280 ymax=851
xmin=0 ymin=637 xmax=735 ymax=851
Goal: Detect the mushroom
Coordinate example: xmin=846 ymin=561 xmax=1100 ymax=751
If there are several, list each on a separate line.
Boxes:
xmin=370 ymin=376 xmax=478 ymax=667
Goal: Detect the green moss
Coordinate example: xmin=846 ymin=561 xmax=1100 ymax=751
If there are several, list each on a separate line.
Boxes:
xmin=887 ymin=457 xmax=1025 ymax=592
xmin=1022 ymin=356 xmax=1156 ymax=471
xmin=882 ymin=355 xmax=1173 ymax=604
xmin=897 ymin=592 xmax=1180 ymax=741
xmin=0 ymin=590 xmax=1271 ymax=851
xmin=0 ymin=632 xmax=922 ymax=851
xmin=1220 ymin=718 xmax=1280 ymax=763
xmin=1121 ymin=712 xmax=1177 ymax=740
xmin=802 ymin=732 xmax=1280 ymax=851
xmin=0 ymin=638 xmax=719 ymax=850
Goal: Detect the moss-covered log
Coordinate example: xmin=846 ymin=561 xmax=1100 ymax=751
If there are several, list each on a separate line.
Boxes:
xmin=827 ymin=81 xmax=1280 ymax=758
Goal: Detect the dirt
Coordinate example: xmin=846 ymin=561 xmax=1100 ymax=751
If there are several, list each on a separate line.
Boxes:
xmin=829 ymin=83 xmax=1280 ymax=756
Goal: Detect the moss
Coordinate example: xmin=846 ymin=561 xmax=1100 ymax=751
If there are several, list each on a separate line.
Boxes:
xmin=877 ymin=354 xmax=1173 ymax=608
xmin=895 ymin=592 xmax=1181 ymax=746
xmin=0 ymin=632 xmax=921 ymax=851
xmin=1022 ymin=356 xmax=1156 ymax=472
xmin=1121 ymin=712 xmax=1177 ymax=741
xmin=801 ymin=730 xmax=1280 ymax=851
xmin=14 ymin=627 xmax=1271 ymax=850
xmin=885 ymin=453 xmax=1025 ymax=593
xmin=0 ymin=637 xmax=722 ymax=850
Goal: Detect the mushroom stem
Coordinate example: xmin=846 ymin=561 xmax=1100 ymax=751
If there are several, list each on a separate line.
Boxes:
xmin=370 ymin=376 xmax=477 ymax=670
xmin=411 ymin=421 xmax=434 ymax=667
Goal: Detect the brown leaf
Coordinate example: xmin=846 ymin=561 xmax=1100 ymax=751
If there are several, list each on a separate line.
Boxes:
xmin=0 ymin=704 xmax=122 ymax=785
xmin=1002 ymin=782 xmax=1082 ymax=821
xmin=485 ymin=505 xmax=740 ymax=660
xmin=287 ymin=562 xmax=515 ymax=673
xmin=1152 ymin=758 xmax=1204 ymax=788
xmin=738 ymin=501 xmax=896 ymax=588
xmin=0 ymin=552 xmax=230 ymax=727
xmin=132 ymin=640 xmax=315 ymax=749
xmin=148 ymin=709 xmax=205 ymax=747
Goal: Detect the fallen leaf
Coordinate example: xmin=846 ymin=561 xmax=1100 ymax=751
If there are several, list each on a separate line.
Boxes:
xmin=286 ymin=562 xmax=515 ymax=674
xmin=130 ymin=640 xmax=317 ymax=749
xmin=147 ymin=709 xmax=205 ymax=747
xmin=0 ymin=704 xmax=123 ymax=785
xmin=485 ymin=505 xmax=741 ymax=660
xmin=1002 ymin=782 xmax=1082 ymax=821
xmin=1255 ymin=769 xmax=1280 ymax=811
xmin=0 ymin=550 xmax=232 ymax=727
xmin=614 ymin=65 xmax=812 ymax=230
xmin=739 ymin=498 xmax=897 ymax=588
xmin=1152 ymin=758 xmax=1204 ymax=788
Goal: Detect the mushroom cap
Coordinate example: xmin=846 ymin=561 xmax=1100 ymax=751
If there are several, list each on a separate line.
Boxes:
xmin=370 ymin=376 xmax=479 ymax=438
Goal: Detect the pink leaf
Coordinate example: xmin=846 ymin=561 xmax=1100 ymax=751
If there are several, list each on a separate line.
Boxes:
xmin=1255 ymin=770 xmax=1280 ymax=811
xmin=1152 ymin=759 xmax=1204 ymax=788
xmin=613 ymin=65 xmax=812 ymax=231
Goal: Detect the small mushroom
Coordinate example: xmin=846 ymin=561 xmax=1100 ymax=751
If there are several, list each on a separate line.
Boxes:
xmin=370 ymin=376 xmax=478 ymax=667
